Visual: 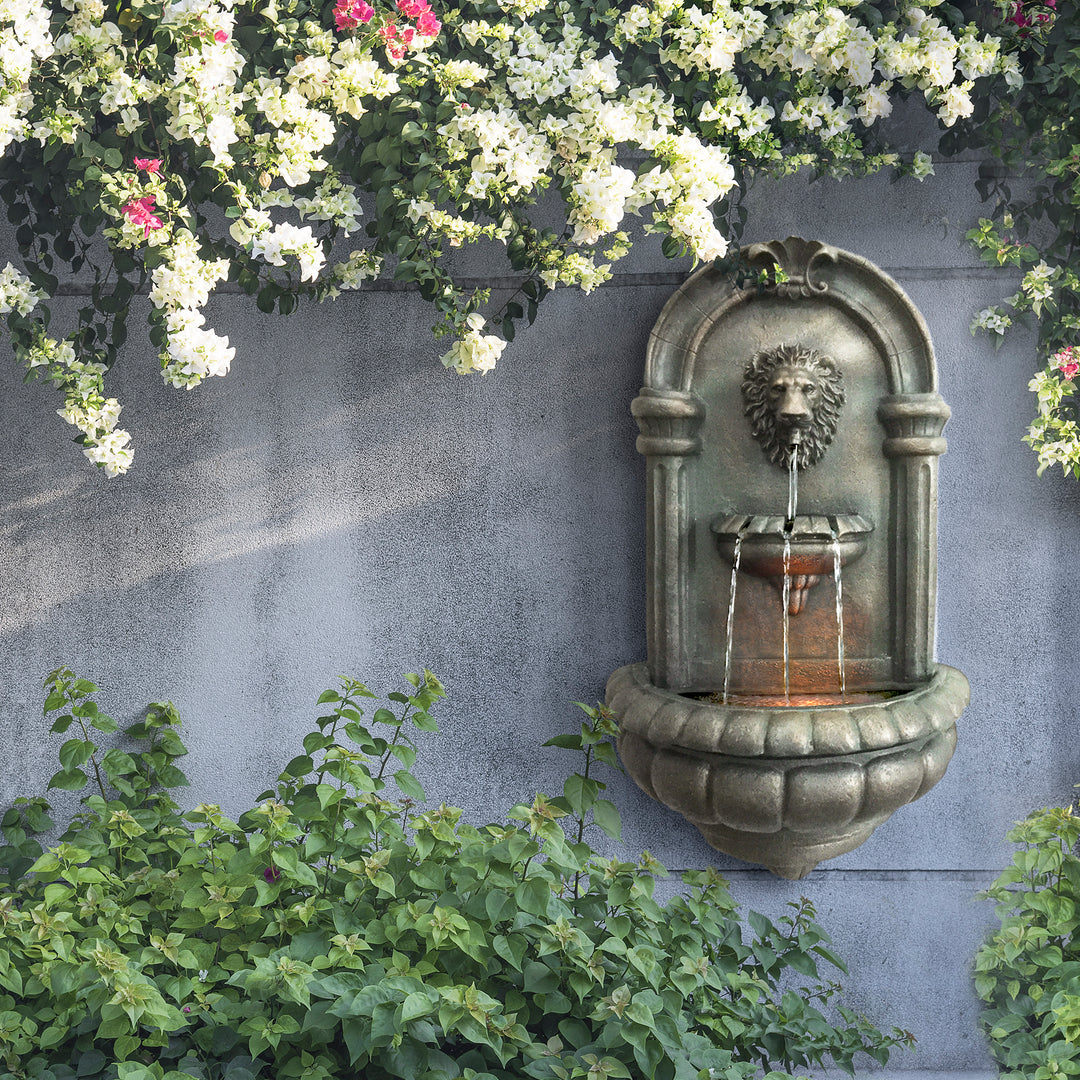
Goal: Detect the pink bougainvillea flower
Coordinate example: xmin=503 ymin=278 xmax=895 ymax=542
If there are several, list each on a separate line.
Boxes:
xmin=133 ymin=157 xmax=161 ymax=174
xmin=122 ymin=195 xmax=163 ymax=239
xmin=416 ymin=10 xmax=440 ymax=36
xmin=333 ymin=0 xmax=374 ymax=31
xmin=378 ymin=20 xmax=407 ymax=57
xmin=1056 ymin=347 xmax=1079 ymax=379
xmin=263 ymin=864 xmax=281 ymax=883
xmin=1009 ymin=1 xmax=1030 ymax=26
xmin=396 ymin=0 xmax=439 ymax=37
xmin=214 ymin=29 xmax=228 ymax=42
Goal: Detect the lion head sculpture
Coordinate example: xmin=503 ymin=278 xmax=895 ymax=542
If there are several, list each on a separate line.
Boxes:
xmin=742 ymin=343 xmax=845 ymax=470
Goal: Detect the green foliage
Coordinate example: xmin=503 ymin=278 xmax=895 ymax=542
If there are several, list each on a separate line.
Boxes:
xmin=0 ymin=670 xmax=914 ymax=1080
xmin=975 ymin=804 xmax=1080 ymax=1077
xmin=945 ymin=1 xmax=1080 ymax=475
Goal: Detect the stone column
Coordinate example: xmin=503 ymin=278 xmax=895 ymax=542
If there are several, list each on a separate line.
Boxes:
xmin=631 ymin=387 xmax=705 ymax=688
xmin=878 ymin=393 xmax=951 ymax=685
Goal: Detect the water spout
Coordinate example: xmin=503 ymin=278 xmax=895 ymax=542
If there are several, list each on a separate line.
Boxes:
xmin=785 ymin=432 xmax=800 ymax=530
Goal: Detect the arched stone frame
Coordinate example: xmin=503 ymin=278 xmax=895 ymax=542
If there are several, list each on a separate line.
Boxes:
xmin=634 ymin=237 xmax=950 ymax=692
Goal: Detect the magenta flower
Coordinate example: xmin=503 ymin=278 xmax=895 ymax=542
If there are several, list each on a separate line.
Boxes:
xmin=122 ymin=196 xmax=163 ymax=239
xmin=133 ymin=157 xmax=161 ymax=174
xmin=214 ymin=29 xmax=228 ymax=42
xmin=333 ymin=0 xmax=374 ymax=31
xmin=1056 ymin=347 xmax=1079 ymax=380
xmin=263 ymin=864 xmax=281 ymax=883
xmin=397 ymin=0 xmax=439 ymax=37
xmin=416 ymin=10 xmax=440 ymax=36
xmin=379 ymin=21 xmax=407 ymax=58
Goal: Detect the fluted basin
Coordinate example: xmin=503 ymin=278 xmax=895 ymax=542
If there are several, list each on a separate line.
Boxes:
xmin=608 ymin=661 xmax=970 ymax=879
xmin=711 ymin=513 xmax=873 ymax=614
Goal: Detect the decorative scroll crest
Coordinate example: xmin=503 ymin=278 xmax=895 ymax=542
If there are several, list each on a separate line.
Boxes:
xmin=743 ymin=343 xmax=845 ymax=470
xmin=742 ymin=236 xmax=839 ymax=298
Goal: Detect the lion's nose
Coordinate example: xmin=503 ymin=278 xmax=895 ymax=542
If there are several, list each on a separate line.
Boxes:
xmin=779 ymin=390 xmax=811 ymax=423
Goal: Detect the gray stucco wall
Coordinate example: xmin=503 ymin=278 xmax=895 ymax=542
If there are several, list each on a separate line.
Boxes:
xmin=0 ymin=112 xmax=1071 ymax=1077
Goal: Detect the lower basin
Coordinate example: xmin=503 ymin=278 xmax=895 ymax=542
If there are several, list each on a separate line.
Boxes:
xmin=606 ymin=661 xmax=969 ymax=879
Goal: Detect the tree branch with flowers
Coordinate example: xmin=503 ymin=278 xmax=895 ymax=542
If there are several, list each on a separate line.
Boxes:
xmin=0 ymin=0 xmax=1022 ymax=474
xmin=938 ymin=0 xmax=1080 ymax=479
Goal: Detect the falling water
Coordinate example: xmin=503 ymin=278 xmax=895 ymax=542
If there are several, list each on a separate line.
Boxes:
xmin=786 ymin=443 xmax=799 ymax=527
xmin=831 ymin=528 xmax=847 ymax=701
xmin=782 ymin=532 xmax=791 ymax=702
xmin=780 ymin=438 xmax=798 ymax=701
xmin=721 ymin=530 xmax=745 ymax=704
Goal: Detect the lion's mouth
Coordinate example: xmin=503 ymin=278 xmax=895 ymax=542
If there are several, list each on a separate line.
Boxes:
xmin=780 ymin=419 xmax=812 ymax=446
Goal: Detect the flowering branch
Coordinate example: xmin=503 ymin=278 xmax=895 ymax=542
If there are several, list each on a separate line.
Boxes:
xmin=0 ymin=0 xmax=1017 ymax=473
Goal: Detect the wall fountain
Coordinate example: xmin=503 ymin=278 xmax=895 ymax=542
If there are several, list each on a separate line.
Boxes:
xmin=606 ymin=237 xmax=970 ymax=879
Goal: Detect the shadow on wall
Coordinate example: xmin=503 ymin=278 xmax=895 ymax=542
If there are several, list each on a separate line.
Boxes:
xmin=0 ymin=285 xmax=662 ymax=825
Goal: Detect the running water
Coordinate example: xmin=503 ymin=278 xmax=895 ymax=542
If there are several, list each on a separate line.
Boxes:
xmin=831 ymin=528 xmax=847 ymax=701
xmin=782 ymin=532 xmax=791 ymax=702
xmin=786 ymin=440 xmax=799 ymax=528
xmin=780 ymin=438 xmax=799 ymax=700
xmin=721 ymin=530 xmax=745 ymax=704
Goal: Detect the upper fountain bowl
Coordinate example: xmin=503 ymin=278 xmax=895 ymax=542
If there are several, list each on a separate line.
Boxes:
xmin=711 ymin=513 xmax=873 ymax=614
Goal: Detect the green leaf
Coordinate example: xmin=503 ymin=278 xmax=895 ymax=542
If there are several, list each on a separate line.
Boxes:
xmin=543 ymin=734 xmax=582 ymax=751
xmin=563 ymin=774 xmax=599 ymax=817
xmin=515 ymin=876 xmax=553 ymax=917
xmin=48 ymin=767 xmax=88 ymax=791
xmin=402 ymin=991 xmax=434 ymax=1022
xmin=524 ymin=960 xmax=559 ymax=994
xmin=284 ymin=754 xmax=314 ymax=778
xmin=58 ymin=738 xmax=94 ymax=771
xmin=394 ymin=770 xmax=425 ymax=802
xmin=592 ymin=799 xmax=622 ymax=841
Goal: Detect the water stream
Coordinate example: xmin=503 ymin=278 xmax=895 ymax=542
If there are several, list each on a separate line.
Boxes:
xmin=781 ymin=443 xmax=797 ymax=701
xmin=720 ymin=438 xmax=850 ymax=706
xmin=782 ymin=532 xmax=791 ymax=703
xmin=786 ymin=443 xmax=798 ymax=528
xmin=721 ymin=530 xmax=744 ymax=704
xmin=831 ymin=529 xmax=847 ymax=701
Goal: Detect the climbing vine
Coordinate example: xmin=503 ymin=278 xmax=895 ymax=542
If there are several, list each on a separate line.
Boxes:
xmin=942 ymin=0 xmax=1080 ymax=478
xmin=0 ymin=0 xmax=1025 ymax=473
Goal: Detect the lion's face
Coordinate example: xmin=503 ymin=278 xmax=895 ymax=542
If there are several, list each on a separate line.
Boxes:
xmin=742 ymin=344 xmax=844 ymax=470
xmin=766 ymin=364 xmax=822 ymax=430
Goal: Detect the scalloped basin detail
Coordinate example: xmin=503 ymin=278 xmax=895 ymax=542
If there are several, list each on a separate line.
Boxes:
xmin=606 ymin=661 xmax=970 ymax=879
xmin=711 ymin=513 xmax=873 ymax=615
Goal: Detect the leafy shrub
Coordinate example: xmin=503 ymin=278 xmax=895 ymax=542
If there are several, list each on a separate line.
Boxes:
xmin=0 ymin=668 xmax=914 ymax=1080
xmin=976 ymin=804 xmax=1080 ymax=1078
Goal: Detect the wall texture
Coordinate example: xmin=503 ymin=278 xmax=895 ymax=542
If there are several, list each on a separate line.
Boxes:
xmin=1 ymin=114 xmax=1074 ymax=1077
